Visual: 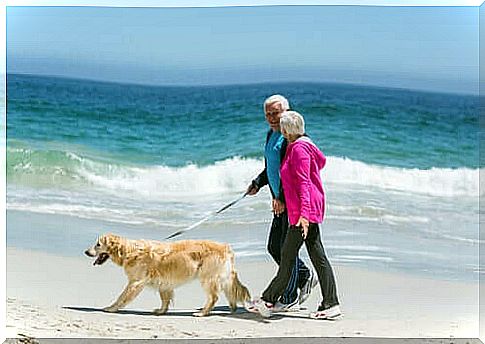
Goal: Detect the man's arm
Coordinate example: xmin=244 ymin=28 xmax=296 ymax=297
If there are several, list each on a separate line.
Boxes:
xmin=247 ymin=167 xmax=268 ymax=195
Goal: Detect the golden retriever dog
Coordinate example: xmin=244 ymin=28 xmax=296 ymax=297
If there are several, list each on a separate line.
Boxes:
xmin=84 ymin=233 xmax=251 ymax=317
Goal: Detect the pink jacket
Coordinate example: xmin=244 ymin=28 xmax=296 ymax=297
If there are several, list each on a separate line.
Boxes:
xmin=280 ymin=137 xmax=326 ymax=225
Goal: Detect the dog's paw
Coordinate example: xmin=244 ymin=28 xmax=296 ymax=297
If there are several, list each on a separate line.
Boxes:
xmin=192 ymin=311 xmax=209 ymax=317
xmin=153 ymin=308 xmax=167 ymax=315
xmin=103 ymin=306 xmax=119 ymax=313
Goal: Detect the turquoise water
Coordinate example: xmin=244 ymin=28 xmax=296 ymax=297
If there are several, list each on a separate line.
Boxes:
xmin=8 ymin=74 xmax=478 ymax=169
xmin=6 ymin=74 xmax=480 ymax=281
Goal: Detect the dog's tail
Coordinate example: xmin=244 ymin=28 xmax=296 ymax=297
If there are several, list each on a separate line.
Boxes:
xmin=223 ymin=246 xmax=251 ymax=310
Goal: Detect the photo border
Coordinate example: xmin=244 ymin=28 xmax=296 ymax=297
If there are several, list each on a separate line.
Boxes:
xmin=1 ymin=1 xmax=482 ymax=343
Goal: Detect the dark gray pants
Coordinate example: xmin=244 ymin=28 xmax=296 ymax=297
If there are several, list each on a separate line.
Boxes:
xmin=267 ymin=211 xmax=310 ymax=304
xmin=262 ymin=223 xmax=339 ymax=309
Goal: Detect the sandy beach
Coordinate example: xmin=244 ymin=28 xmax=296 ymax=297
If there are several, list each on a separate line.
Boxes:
xmin=5 ymin=246 xmax=478 ymax=340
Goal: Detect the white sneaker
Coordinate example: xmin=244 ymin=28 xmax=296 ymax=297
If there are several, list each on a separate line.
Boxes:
xmin=299 ymin=271 xmax=318 ymax=304
xmin=244 ymin=300 xmax=259 ymax=314
xmin=245 ymin=298 xmax=273 ymax=318
xmin=310 ymin=305 xmax=342 ymax=320
xmin=273 ymin=298 xmax=300 ymax=312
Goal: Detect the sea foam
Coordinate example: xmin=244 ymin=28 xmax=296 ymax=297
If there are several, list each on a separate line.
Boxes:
xmin=76 ymin=155 xmax=479 ymax=198
xmin=7 ymin=146 xmax=480 ymax=198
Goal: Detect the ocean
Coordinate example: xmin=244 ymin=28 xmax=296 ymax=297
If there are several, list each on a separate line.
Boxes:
xmin=6 ymin=73 xmax=480 ymax=282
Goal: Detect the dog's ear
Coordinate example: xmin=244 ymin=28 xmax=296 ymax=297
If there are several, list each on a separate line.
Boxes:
xmin=99 ymin=234 xmax=111 ymax=246
xmin=101 ymin=233 xmax=121 ymax=250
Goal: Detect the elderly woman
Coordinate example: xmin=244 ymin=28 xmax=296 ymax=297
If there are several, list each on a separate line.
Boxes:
xmin=247 ymin=111 xmax=341 ymax=320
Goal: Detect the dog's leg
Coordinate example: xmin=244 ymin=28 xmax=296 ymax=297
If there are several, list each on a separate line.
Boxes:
xmin=154 ymin=289 xmax=173 ymax=315
xmin=103 ymin=281 xmax=145 ymax=313
xmin=223 ymin=288 xmax=237 ymax=313
xmin=193 ymin=280 xmax=219 ymax=317
xmin=223 ymin=272 xmax=250 ymax=313
xmin=222 ymin=278 xmax=237 ymax=313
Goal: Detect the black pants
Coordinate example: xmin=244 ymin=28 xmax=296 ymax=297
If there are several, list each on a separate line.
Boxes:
xmin=263 ymin=223 xmax=339 ymax=309
xmin=267 ymin=211 xmax=310 ymax=304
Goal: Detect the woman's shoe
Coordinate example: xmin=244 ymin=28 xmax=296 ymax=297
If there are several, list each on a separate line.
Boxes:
xmin=245 ymin=298 xmax=273 ymax=318
xmin=310 ymin=304 xmax=342 ymax=320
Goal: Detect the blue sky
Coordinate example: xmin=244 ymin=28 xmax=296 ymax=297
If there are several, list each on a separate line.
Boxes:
xmin=6 ymin=5 xmax=479 ymax=94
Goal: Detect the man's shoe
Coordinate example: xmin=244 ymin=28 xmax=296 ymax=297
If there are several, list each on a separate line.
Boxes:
xmin=299 ymin=271 xmax=318 ymax=304
xmin=273 ymin=297 xmax=300 ymax=312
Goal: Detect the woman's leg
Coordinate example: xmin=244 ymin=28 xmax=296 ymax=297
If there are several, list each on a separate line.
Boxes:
xmin=267 ymin=212 xmax=299 ymax=304
xmin=267 ymin=213 xmax=285 ymax=264
xmin=261 ymin=226 xmax=304 ymax=304
xmin=304 ymin=223 xmax=339 ymax=309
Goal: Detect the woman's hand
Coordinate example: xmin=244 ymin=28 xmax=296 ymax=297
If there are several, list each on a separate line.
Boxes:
xmin=296 ymin=216 xmax=309 ymax=239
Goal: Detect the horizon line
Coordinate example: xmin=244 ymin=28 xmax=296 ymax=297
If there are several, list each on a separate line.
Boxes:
xmin=7 ymin=71 xmax=479 ymax=97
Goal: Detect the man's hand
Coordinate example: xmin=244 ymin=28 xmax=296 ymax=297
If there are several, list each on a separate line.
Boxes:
xmin=246 ymin=183 xmax=259 ymax=196
xmin=272 ymin=199 xmax=286 ymax=216
xmin=296 ymin=216 xmax=309 ymax=239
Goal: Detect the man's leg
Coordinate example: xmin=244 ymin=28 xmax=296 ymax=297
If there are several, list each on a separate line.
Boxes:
xmin=296 ymin=255 xmax=311 ymax=290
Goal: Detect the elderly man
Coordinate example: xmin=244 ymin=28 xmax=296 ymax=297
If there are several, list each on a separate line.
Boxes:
xmin=246 ymin=95 xmax=317 ymax=311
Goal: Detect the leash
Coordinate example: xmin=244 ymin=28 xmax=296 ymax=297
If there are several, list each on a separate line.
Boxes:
xmin=164 ymin=191 xmax=248 ymax=240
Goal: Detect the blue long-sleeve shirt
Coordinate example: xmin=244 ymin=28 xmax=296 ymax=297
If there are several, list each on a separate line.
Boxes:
xmin=264 ymin=130 xmax=285 ymax=199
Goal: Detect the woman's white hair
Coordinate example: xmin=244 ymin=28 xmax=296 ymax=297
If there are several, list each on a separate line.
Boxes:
xmin=263 ymin=94 xmax=290 ymax=111
xmin=280 ymin=111 xmax=305 ymax=136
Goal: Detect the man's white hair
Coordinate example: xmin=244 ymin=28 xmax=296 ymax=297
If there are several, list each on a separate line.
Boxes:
xmin=280 ymin=111 xmax=305 ymax=137
xmin=263 ymin=94 xmax=290 ymax=111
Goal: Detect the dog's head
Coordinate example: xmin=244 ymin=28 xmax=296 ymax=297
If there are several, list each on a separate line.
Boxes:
xmin=84 ymin=233 xmax=118 ymax=266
